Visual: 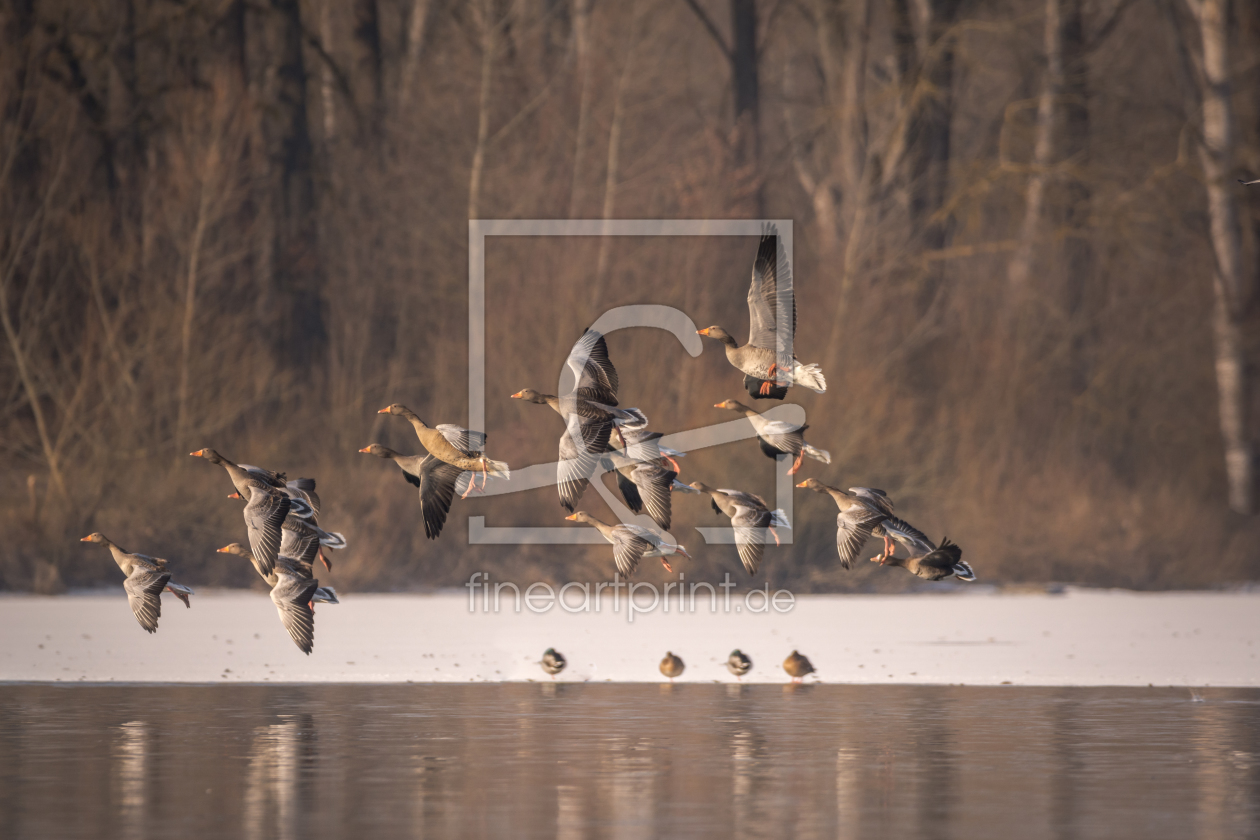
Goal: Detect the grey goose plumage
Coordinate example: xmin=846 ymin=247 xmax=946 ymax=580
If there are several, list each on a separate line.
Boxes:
xmin=686 ymin=481 xmax=790 ymax=576
xmin=513 ymin=329 xmax=648 ymax=513
xmin=79 ymin=533 xmax=193 ymax=634
xmin=697 ymin=227 xmax=826 ymax=399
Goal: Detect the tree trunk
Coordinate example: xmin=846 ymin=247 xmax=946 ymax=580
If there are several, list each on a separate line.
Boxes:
xmin=593 ymin=3 xmax=642 ymax=303
xmin=319 ymin=0 xmax=337 ymax=143
xmin=355 ymin=0 xmax=384 ymax=134
xmin=1008 ymin=0 xmax=1064 ymax=298
xmin=1191 ymin=0 xmax=1253 ymax=512
xmin=729 ymin=0 xmax=761 ymax=213
xmin=902 ymin=0 xmax=962 ymax=255
xmin=399 ymin=0 xmax=434 ymax=111
xmin=272 ymin=0 xmax=326 ymax=370
xmin=567 ymin=0 xmax=593 ymax=218
xmin=468 ymin=5 xmax=498 ymax=221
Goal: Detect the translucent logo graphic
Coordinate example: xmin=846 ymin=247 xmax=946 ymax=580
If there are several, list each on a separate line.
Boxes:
xmin=467 ymin=219 xmax=800 ymax=548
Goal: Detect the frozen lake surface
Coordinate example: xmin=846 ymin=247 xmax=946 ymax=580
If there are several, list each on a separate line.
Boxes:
xmin=0 ymin=590 xmax=1257 ymax=686
xmin=1 ymin=682 xmax=1257 ymax=839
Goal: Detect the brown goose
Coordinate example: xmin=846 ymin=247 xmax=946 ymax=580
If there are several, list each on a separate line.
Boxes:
xmin=513 ymin=329 xmax=647 ymax=512
xmin=564 ymin=511 xmax=690 ymax=576
xmin=217 ymin=541 xmax=335 ymax=655
xmin=376 ymin=405 xmax=509 ymax=497
xmin=783 ymin=650 xmax=815 ymax=682
xmin=191 ymin=448 xmax=291 ymax=576
xmin=876 ymin=536 xmax=975 ymax=581
xmin=79 ymin=534 xmax=194 ymax=634
xmin=697 ymin=227 xmax=826 ymax=400
xmin=600 ymin=447 xmax=678 ymax=530
xmin=714 ymin=399 xmax=831 ymax=474
xmin=687 ymin=481 xmax=790 ymax=576
xmin=359 ymin=443 xmax=469 ymax=540
xmin=795 ymin=478 xmax=897 ymax=569
xmin=660 ymin=651 xmax=685 ymax=682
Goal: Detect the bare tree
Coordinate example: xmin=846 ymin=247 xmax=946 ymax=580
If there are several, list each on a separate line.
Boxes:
xmin=1178 ymin=0 xmax=1254 ymax=512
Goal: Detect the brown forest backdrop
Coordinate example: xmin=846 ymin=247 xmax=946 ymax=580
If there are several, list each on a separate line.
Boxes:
xmin=4 ymin=0 xmax=1260 ymax=594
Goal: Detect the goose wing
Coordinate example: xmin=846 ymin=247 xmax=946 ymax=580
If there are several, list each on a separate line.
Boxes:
xmin=718 ymin=489 xmax=770 ymax=511
xmin=565 ymin=329 xmax=619 ymax=405
xmin=280 ymin=518 xmax=322 ymax=567
xmin=849 ymin=487 xmax=894 ymax=516
xmin=283 ymin=478 xmax=320 ymax=517
xmin=557 ymin=415 xmax=609 ymax=512
xmin=418 ymin=454 xmax=463 ymax=540
xmin=270 ymin=572 xmax=320 ymax=654
xmin=610 ymin=526 xmax=656 ymax=577
xmin=730 ymin=504 xmax=772 ymax=575
xmin=745 ymin=228 xmax=794 ymax=351
xmin=835 ymin=506 xmax=885 ymax=570
xmin=436 ymin=424 xmax=487 ymax=455
xmin=631 ymin=463 xmax=677 ymax=530
xmin=612 ymin=465 xmax=645 ymax=514
xmin=244 ymin=484 xmax=291 ymax=577
xmin=916 ymin=538 xmax=965 ymax=574
xmin=757 ymin=420 xmax=806 ymax=455
xmin=124 ymin=568 xmax=171 ymax=634
xmin=881 ymin=516 xmax=936 ymax=555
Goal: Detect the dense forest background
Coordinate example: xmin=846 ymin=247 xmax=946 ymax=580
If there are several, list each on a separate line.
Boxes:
xmin=4 ymin=0 xmax=1260 ymax=594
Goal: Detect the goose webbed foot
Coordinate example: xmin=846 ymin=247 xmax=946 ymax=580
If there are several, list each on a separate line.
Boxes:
xmin=787 ymin=450 xmax=805 ymax=474
xmin=769 ymin=527 xmax=780 ymax=547
xmin=758 ymin=364 xmax=778 ymax=395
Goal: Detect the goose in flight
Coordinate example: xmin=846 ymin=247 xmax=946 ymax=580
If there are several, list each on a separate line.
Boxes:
xmin=697 ymin=227 xmax=826 ymax=399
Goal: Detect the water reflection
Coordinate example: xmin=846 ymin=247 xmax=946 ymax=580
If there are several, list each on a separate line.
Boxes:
xmin=0 ymin=685 xmax=1256 ymax=840
xmin=244 ymin=715 xmax=316 ymax=840
xmin=113 ymin=721 xmax=147 ymax=840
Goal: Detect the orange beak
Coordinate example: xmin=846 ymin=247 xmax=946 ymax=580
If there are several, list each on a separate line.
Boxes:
xmin=190 ymin=449 xmax=203 ymax=457
xmin=376 ymin=407 xmax=390 ymax=414
xmin=510 ymin=391 xmax=524 ymax=399
xmin=713 ymin=403 xmax=724 ymax=408
xmin=358 ymin=446 xmax=372 ymax=453
xmin=79 ymin=535 xmax=92 ymax=542
xmin=795 ymin=481 xmax=808 ymax=488
xmin=696 ymin=328 xmax=710 ymax=336
xmin=227 ymin=492 xmax=241 ymax=499
xmin=564 ymin=513 xmax=578 ymax=521
xmin=216 ymin=546 xmax=231 ymax=553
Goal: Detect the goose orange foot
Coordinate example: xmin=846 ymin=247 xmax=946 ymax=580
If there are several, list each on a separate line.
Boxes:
xmin=787 ymin=450 xmax=805 ymax=474
xmin=758 ymin=364 xmax=778 ymax=395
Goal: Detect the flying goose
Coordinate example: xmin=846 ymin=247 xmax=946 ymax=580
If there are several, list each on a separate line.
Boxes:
xmin=512 ymin=329 xmax=647 ymax=512
xmin=376 ymin=405 xmax=509 ymax=498
xmin=191 ymin=448 xmax=292 ymax=576
xmin=687 ymin=481 xmax=790 ymax=576
xmin=795 ymin=478 xmax=898 ymax=569
xmin=79 ymin=534 xmax=193 ymax=633
xmin=358 ymin=443 xmax=475 ymax=539
xmin=876 ymin=536 xmax=975 ymax=581
xmin=600 ymin=446 xmax=679 ymax=530
xmin=563 ymin=511 xmax=690 ymax=576
xmin=216 ymin=541 xmax=336 ymax=655
xmin=714 ymin=399 xmax=830 ymax=474
xmin=697 ymin=227 xmax=826 ymax=399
